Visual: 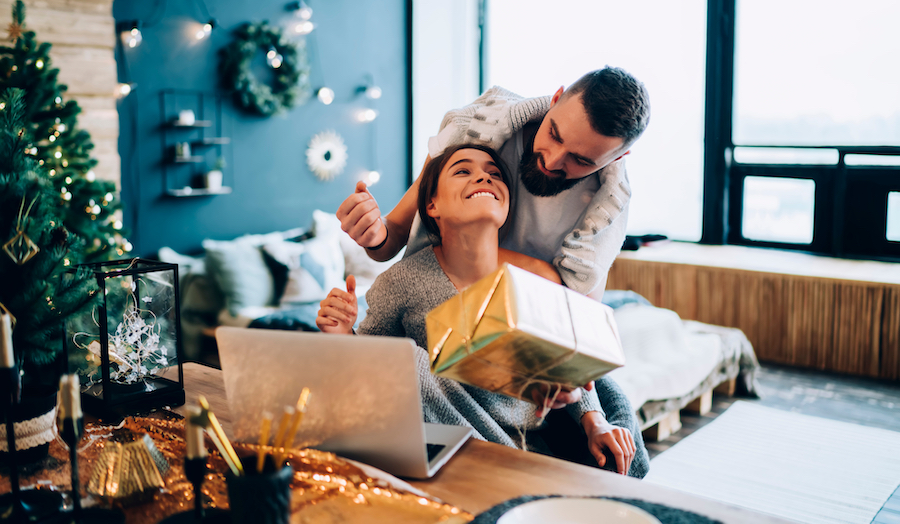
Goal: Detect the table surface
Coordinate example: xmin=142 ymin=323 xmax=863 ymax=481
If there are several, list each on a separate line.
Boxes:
xmin=178 ymin=362 xmax=791 ymax=523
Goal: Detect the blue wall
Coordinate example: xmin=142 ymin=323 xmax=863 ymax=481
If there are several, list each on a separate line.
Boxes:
xmin=113 ymin=0 xmax=409 ymax=255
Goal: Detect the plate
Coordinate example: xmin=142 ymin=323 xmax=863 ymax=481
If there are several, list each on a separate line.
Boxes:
xmin=497 ymin=498 xmax=663 ymax=524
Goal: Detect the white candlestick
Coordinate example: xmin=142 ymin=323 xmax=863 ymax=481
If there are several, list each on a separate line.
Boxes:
xmin=58 ymin=374 xmax=82 ymax=420
xmin=185 ymin=406 xmax=208 ymax=459
xmin=1 ymin=312 xmax=14 ymax=369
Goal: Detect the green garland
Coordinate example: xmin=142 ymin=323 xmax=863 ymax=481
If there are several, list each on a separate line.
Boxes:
xmin=219 ymin=22 xmax=311 ymax=116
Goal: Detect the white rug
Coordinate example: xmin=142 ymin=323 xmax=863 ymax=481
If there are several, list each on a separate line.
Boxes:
xmin=645 ymin=401 xmax=900 ymax=524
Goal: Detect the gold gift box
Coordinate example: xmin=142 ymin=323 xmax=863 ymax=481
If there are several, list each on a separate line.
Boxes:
xmin=426 ymin=264 xmax=625 ymax=404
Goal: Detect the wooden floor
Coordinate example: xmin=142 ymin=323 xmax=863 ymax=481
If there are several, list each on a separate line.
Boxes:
xmin=645 ymin=364 xmax=900 ymax=524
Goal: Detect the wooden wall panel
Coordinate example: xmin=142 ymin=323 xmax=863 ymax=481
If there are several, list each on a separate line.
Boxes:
xmin=608 ymin=257 xmax=900 ymax=381
xmin=0 ymin=0 xmax=119 ymax=185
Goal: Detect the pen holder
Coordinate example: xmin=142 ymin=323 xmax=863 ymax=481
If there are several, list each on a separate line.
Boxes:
xmin=226 ymin=456 xmax=292 ymax=524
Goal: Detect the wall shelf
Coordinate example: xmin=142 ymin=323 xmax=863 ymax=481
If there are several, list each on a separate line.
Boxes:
xmin=170 ymin=121 xmax=212 ymax=128
xmin=167 ymin=186 xmax=233 ymax=197
xmin=196 ymin=137 xmax=231 ymax=146
xmin=160 ymin=90 xmax=232 ymax=197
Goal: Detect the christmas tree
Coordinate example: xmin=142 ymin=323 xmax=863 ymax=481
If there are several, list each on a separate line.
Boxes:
xmin=0 ymin=0 xmax=130 ymax=263
xmin=0 ymin=88 xmax=99 ymax=386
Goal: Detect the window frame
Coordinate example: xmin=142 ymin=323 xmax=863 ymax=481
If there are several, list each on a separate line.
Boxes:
xmin=478 ymin=0 xmax=900 ymax=261
xmin=699 ymin=0 xmax=900 ymax=261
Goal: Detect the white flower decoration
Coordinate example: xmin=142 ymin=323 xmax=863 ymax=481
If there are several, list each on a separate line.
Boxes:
xmin=306 ymin=130 xmax=348 ymax=181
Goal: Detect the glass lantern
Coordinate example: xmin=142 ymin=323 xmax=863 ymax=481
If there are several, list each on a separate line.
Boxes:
xmin=65 ymin=258 xmax=184 ymax=416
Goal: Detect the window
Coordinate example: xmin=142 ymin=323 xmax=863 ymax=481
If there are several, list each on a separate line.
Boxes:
xmin=719 ymin=0 xmax=900 ymax=259
xmin=733 ymin=0 xmax=900 ymax=148
xmin=888 ymin=192 xmax=900 ymax=242
xmin=475 ymin=0 xmax=900 ymax=260
xmin=485 ymin=0 xmax=707 ymax=241
xmin=741 ymin=177 xmax=815 ymax=244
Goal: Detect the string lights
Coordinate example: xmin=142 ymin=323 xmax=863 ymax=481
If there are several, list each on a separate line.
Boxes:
xmin=119 ymin=20 xmax=142 ymax=48
xmin=288 ymin=0 xmax=315 ymax=35
xmin=316 ymin=87 xmax=334 ymax=105
xmin=195 ymin=19 xmax=215 ymax=40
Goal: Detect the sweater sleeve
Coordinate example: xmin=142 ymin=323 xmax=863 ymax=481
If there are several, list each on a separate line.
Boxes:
xmin=553 ymin=160 xmax=632 ymax=295
xmin=357 ymin=269 xmax=406 ymax=338
xmin=565 ymin=385 xmax=605 ymax=423
xmin=427 ymin=87 xmax=551 ymax=158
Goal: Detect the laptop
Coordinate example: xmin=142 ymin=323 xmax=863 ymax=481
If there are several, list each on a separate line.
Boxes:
xmin=215 ymin=327 xmax=472 ymax=478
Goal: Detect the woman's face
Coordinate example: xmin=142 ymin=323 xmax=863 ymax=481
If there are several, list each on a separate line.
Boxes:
xmin=426 ymin=148 xmax=510 ymax=234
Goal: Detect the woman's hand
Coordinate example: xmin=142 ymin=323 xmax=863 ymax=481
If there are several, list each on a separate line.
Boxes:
xmin=582 ymin=411 xmax=636 ymax=475
xmin=316 ymin=275 xmax=358 ymax=334
xmin=530 ymin=381 xmax=596 ymax=417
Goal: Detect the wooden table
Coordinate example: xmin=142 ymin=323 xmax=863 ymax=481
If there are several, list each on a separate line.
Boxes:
xmin=178 ymin=363 xmax=790 ymax=523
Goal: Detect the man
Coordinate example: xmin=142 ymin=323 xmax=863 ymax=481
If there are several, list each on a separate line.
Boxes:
xmin=336 ymin=67 xmax=651 ymax=477
xmin=339 ymin=67 xmax=650 ymax=297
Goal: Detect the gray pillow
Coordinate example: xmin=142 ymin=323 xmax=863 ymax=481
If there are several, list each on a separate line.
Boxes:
xmin=202 ymin=230 xmax=302 ymax=315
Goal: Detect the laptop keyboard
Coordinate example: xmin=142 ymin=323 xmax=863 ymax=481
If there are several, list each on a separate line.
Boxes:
xmin=426 ymin=443 xmax=446 ymax=462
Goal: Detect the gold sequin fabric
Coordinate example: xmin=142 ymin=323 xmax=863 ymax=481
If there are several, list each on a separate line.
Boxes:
xmin=0 ymin=412 xmax=472 ymax=523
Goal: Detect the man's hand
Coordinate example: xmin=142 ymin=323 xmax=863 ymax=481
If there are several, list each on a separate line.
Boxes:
xmin=316 ymin=276 xmax=358 ymax=334
xmin=337 ymin=182 xmax=386 ymax=249
xmin=530 ymin=381 xmax=595 ymax=417
xmin=582 ymin=411 xmax=635 ymax=475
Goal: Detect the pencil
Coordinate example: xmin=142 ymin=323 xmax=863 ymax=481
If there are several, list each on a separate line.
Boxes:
xmin=256 ymin=411 xmax=273 ymax=473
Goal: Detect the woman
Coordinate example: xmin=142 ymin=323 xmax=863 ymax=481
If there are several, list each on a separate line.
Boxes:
xmin=316 ymin=144 xmax=647 ymax=477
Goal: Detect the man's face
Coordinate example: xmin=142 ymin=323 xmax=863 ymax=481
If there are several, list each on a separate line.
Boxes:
xmin=520 ymin=89 xmax=627 ymax=197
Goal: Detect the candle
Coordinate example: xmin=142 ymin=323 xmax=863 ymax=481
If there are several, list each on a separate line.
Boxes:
xmin=0 ymin=312 xmax=14 ymax=369
xmin=57 ymin=374 xmax=83 ymax=421
xmin=185 ymin=406 xmax=208 ymax=459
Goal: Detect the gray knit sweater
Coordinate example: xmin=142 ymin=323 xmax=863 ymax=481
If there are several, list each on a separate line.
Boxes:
xmin=358 ymin=247 xmax=603 ymax=449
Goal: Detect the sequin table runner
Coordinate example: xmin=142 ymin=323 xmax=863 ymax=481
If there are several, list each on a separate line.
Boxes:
xmin=0 ymin=411 xmax=471 ymax=523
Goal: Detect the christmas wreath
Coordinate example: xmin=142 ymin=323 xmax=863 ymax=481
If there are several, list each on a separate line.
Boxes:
xmin=219 ymin=22 xmax=311 ymax=116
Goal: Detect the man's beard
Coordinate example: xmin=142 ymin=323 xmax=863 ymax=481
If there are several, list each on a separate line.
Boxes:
xmin=519 ymin=151 xmax=586 ymax=197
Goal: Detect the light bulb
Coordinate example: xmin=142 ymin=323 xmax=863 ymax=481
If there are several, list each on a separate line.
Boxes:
xmin=356 ymin=108 xmax=378 ymax=123
xmin=116 ymin=83 xmax=133 ymax=98
xmin=86 ymin=170 xmax=96 ymax=182
xmin=35 ymin=59 xmax=44 ymax=69
xmin=105 ymin=192 xmax=114 ymax=202
xmin=92 ymin=205 xmax=101 ymax=214
xmin=57 ymin=123 xmax=66 ymax=132
xmin=124 ymin=241 xmax=133 ymax=252
xmin=317 ymin=87 xmax=334 ymax=105
xmin=365 ymin=85 xmax=382 ymax=100
xmin=54 ymin=151 xmax=62 ymax=159
xmin=366 ymin=170 xmax=381 ymax=184
xmin=65 ymin=177 xmax=72 ymax=184
xmin=0 ymin=103 xmax=5 ymax=110
xmin=196 ymin=22 xmax=213 ymax=40
xmin=266 ymin=48 xmax=283 ymax=69
xmin=48 ymin=135 xmax=56 ymax=142
xmin=297 ymin=1 xmax=313 ymax=20
xmin=294 ymin=20 xmax=315 ymax=35
xmin=126 ymin=27 xmax=142 ymax=48
xmin=113 ymin=220 xmax=123 ymax=230
xmin=63 ymin=192 xmax=72 ymax=201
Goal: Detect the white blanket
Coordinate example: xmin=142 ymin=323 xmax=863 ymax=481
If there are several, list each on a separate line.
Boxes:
xmin=607 ymin=305 xmax=723 ymax=409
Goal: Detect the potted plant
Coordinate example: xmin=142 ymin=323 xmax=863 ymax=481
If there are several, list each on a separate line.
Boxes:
xmin=204 ymin=157 xmax=226 ymax=190
xmin=0 ymin=89 xmax=99 ymax=462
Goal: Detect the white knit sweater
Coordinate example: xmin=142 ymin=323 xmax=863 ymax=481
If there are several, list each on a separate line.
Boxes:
xmin=426 ymin=86 xmax=632 ymax=295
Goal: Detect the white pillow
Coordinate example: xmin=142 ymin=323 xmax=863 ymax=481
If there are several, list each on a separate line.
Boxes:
xmin=311 ymin=209 xmax=403 ymax=282
xmin=263 ymin=235 xmax=345 ymax=305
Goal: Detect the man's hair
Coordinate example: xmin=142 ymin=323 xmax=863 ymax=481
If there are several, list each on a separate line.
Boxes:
xmin=563 ymin=66 xmax=651 ymax=149
xmin=417 ymin=143 xmax=511 ymax=245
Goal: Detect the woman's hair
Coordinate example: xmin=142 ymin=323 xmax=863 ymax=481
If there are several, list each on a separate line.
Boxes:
xmin=417 ymin=143 xmax=512 ymax=245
